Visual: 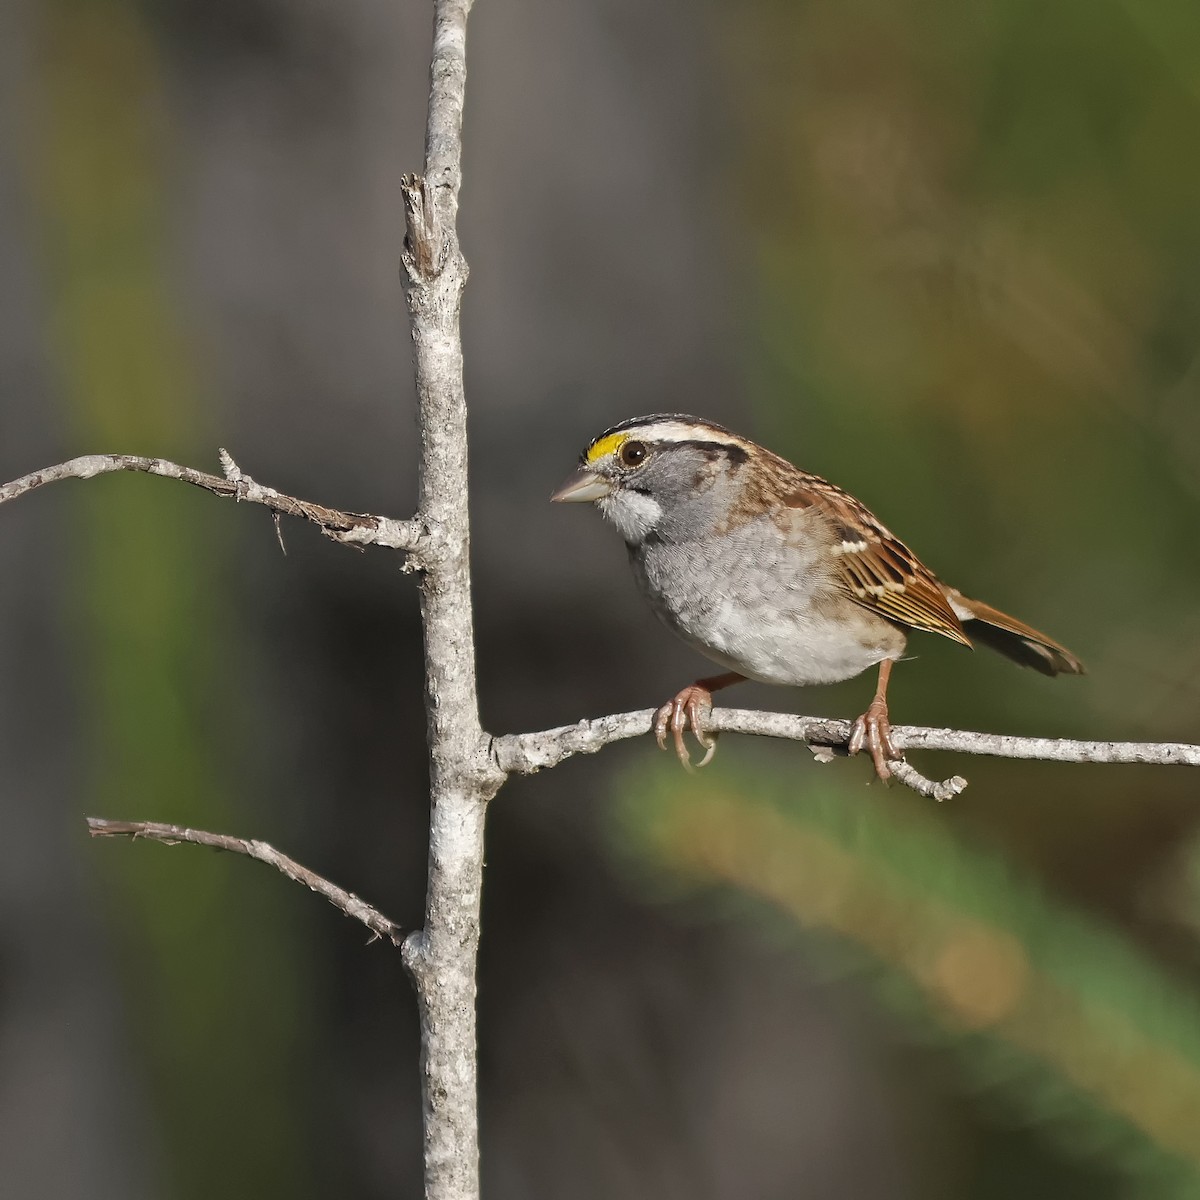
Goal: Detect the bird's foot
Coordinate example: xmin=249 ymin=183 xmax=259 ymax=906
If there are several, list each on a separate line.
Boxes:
xmin=848 ymin=697 xmax=899 ymax=782
xmin=653 ymin=685 xmax=718 ymax=772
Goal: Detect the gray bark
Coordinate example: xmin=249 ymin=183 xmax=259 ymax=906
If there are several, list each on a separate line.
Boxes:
xmin=397 ymin=6 xmax=504 ymax=1200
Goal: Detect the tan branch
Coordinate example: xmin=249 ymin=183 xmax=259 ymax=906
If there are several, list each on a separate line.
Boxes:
xmin=0 ymin=452 xmax=422 ymax=553
xmin=87 ymin=818 xmax=404 ymax=946
xmin=491 ymin=709 xmax=1200 ymax=800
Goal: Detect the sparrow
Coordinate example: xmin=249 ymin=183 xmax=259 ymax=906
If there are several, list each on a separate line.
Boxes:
xmin=552 ymin=414 xmax=1083 ymax=780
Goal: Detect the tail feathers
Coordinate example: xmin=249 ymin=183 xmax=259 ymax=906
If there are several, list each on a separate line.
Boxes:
xmin=943 ymin=589 xmax=1085 ymax=678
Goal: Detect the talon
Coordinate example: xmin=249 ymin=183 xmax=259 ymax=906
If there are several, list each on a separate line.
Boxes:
xmin=870 ymin=723 xmax=894 ymax=783
xmin=848 ymin=719 xmax=867 ymax=758
xmin=849 ymin=701 xmax=897 ymax=782
xmin=876 ymin=719 xmax=898 ymax=764
xmin=653 ymin=703 xmax=671 ymax=752
xmin=670 ymin=697 xmax=691 ymax=769
xmin=687 ymin=697 xmax=716 ymax=751
xmin=685 ymin=693 xmax=717 ymax=768
xmin=848 ymin=659 xmax=902 ymax=783
xmin=652 ymin=675 xmax=742 ymax=771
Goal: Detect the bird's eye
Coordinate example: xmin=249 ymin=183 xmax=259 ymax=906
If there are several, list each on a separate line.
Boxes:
xmin=619 ymin=440 xmax=647 ymax=468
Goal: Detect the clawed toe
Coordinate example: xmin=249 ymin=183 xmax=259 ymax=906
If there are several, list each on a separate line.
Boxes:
xmin=846 ymin=659 xmax=904 ymax=783
xmin=653 ymin=686 xmax=718 ymax=772
xmin=849 ymin=701 xmax=899 ymax=783
xmin=848 ymin=718 xmax=867 ymax=758
xmin=653 ymin=703 xmax=671 ymax=753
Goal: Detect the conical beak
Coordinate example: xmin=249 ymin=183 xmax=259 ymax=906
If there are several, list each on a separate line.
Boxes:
xmin=550 ymin=468 xmax=612 ymax=504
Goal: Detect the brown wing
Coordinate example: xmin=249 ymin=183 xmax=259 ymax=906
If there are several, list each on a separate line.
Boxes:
xmin=785 ymin=473 xmax=972 ymax=646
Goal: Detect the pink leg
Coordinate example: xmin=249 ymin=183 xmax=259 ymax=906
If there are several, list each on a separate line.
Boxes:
xmin=848 ymin=659 xmax=900 ymax=781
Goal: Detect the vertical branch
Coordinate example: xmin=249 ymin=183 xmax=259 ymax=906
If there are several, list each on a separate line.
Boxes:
xmin=399 ymin=3 xmax=502 ymax=1200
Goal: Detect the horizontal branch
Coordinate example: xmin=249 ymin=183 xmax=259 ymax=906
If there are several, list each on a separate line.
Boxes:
xmin=0 ymin=452 xmax=422 ymax=553
xmin=87 ymin=818 xmax=404 ymax=946
xmin=491 ymin=709 xmax=1200 ymax=801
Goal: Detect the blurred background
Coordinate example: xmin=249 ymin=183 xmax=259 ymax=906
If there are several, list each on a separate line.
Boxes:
xmin=2 ymin=0 xmax=1199 ymax=1196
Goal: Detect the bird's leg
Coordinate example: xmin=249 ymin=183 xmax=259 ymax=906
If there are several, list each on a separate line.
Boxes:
xmin=848 ymin=658 xmax=900 ymax=782
xmin=654 ymin=672 xmax=744 ymax=771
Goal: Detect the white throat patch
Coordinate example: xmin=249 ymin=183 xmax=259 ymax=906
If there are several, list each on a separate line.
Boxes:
xmin=596 ymin=490 xmax=663 ymax=545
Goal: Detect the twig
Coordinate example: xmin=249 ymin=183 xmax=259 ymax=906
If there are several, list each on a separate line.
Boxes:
xmin=0 ymin=453 xmax=422 ymax=553
xmin=492 ymin=708 xmax=1200 ymax=799
xmin=86 ymin=818 xmax=404 ymax=946
xmin=886 ymin=761 xmax=968 ymax=802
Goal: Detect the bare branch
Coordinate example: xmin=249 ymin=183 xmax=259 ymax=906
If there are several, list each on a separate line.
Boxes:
xmin=895 ymin=724 xmax=1200 ymax=766
xmin=886 ymin=761 xmax=968 ymax=802
xmin=399 ymin=4 xmax=500 ymax=1200
xmin=0 ymin=453 xmax=422 ymax=553
xmin=13 ymin=5 xmax=491 ymax=1198
xmin=86 ymin=818 xmax=404 ymax=946
xmin=492 ymin=708 xmax=1200 ymax=799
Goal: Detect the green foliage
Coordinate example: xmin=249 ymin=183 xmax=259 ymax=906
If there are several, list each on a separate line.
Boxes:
xmin=612 ymin=750 xmax=1200 ymax=1197
xmin=28 ymin=2 xmax=315 ymax=1196
xmin=699 ymin=7 xmax=1200 ymax=1185
xmin=718 ymin=0 xmax=1200 ymax=752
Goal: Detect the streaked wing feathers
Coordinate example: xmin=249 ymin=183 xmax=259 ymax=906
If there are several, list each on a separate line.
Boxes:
xmin=787 ymin=475 xmax=971 ymax=646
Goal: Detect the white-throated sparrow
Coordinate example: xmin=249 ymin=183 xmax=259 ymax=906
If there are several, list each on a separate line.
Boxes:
xmin=552 ymin=414 xmax=1083 ymax=780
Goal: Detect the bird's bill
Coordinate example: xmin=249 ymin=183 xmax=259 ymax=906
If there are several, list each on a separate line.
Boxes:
xmin=550 ymin=469 xmax=612 ymax=503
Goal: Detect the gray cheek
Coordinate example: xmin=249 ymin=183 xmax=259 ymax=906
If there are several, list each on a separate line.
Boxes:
xmin=597 ymin=492 xmax=664 ymax=544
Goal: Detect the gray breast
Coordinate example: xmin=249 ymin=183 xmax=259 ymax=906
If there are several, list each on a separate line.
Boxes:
xmin=628 ymin=510 xmax=904 ymax=686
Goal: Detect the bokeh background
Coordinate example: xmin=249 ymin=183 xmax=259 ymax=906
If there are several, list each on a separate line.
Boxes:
xmin=2 ymin=0 xmax=1199 ymax=1196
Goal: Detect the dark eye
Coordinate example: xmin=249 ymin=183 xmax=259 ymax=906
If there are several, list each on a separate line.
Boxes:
xmin=619 ymin=440 xmax=647 ymax=468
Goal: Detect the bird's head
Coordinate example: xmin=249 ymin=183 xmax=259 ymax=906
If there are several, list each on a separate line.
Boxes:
xmin=551 ymin=414 xmax=756 ymax=546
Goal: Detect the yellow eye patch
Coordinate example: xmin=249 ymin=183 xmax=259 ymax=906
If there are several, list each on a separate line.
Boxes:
xmin=585 ymin=432 xmax=629 ymax=464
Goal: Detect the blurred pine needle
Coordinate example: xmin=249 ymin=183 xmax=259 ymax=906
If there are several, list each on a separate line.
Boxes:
xmin=613 ymin=754 xmax=1200 ymax=1196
